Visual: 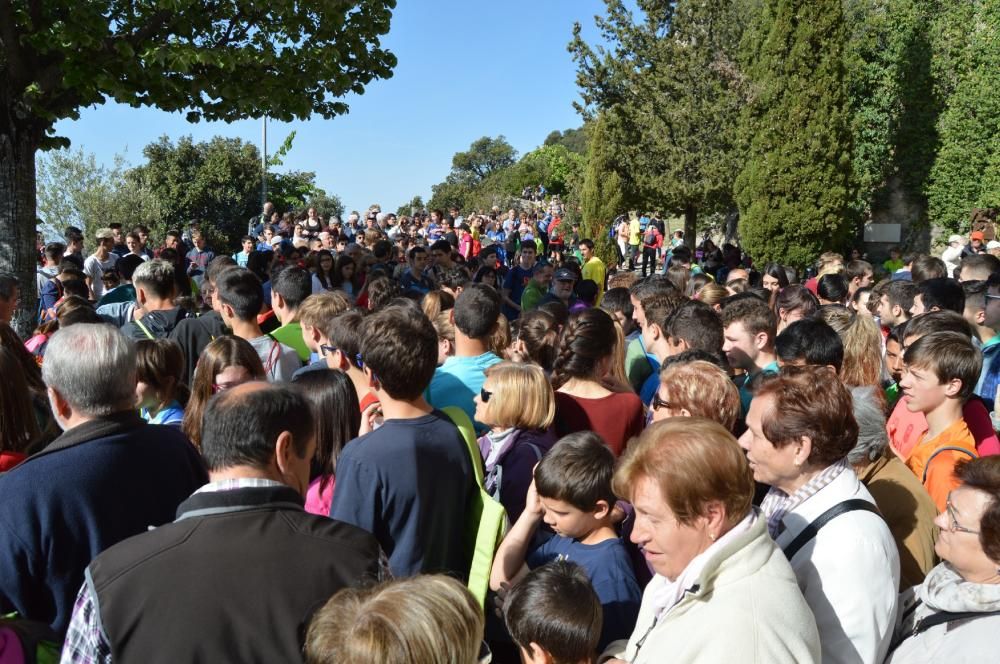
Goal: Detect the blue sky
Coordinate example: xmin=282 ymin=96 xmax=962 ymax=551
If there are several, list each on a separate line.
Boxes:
xmin=52 ymin=0 xmax=612 ymax=215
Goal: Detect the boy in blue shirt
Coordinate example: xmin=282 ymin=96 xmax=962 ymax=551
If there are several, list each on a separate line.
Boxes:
xmin=490 ymin=432 xmax=642 ymax=651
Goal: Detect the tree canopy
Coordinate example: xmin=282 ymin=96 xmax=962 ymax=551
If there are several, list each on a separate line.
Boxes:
xmin=1 ymin=0 xmax=397 ymax=335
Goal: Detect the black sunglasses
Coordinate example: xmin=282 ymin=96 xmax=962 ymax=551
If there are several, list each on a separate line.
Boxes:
xmin=480 ymin=387 xmax=493 ymax=403
xmin=650 ymin=392 xmax=670 ymax=412
xmin=319 ymin=344 xmax=337 ymax=357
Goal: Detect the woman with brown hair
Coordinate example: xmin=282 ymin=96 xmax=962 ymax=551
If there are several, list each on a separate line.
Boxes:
xmin=551 ymin=308 xmax=644 ymax=456
xmin=135 ymin=338 xmax=188 ymax=426
xmin=0 ymin=347 xmax=41 ymax=471
xmin=182 ymin=336 xmax=265 ymax=446
xmin=604 ymin=418 xmax=820 ymax=663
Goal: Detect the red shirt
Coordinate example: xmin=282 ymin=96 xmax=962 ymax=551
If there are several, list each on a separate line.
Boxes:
xmin=553 ymin=391 xmax=645 ymax=456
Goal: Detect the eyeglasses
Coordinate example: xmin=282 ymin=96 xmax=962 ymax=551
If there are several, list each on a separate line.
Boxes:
xmin=945 ymin=494 xmax=980 ymax=535
xmin=650 ymin=392 xmax=670 ymax=412
xmin=985 ymin=293 xmax=1000 ymax=301
xmin=319 ymin=344 xmax=338 ymax=357
xmin=480 ymin=387 xmax=493 ymax=403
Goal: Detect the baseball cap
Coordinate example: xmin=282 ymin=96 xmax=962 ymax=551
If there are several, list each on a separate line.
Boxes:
xmin=95 ymin=228 xmax=114 ymax=241
xmin=268 ymin=235 xmax=283 ymax=247
xmin=971 ymin=231 xmax=985 ymax=241
xmin=554 ymin=267 xmax=576 ymax=282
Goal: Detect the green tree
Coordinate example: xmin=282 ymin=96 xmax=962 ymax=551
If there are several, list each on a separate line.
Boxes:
xmin=927 ymin=1 xmax=1000 ymax=232
xmin=36 ymin=148 xmax=163 ymax=241
xmin=570 ymin=0 xmax=748 ymax=246
xmin=450 ymin=136 xmax=518 ymax=183
xmin=1 ymin=0 xmax=396 ymax=335
xmin=543 ymin=126 xmax=589 ymax=155
xmin=579 ymin=114 xmax=626 ymax=266
xmin=299 ymin=192 xmax=344 ymax=221
xmin=396 ymin=195 xmax=424 ymax=217
xmin=734 ymin=0 xmax=854 ymax=267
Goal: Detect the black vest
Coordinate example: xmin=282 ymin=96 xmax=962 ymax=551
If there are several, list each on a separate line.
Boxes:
xmin=88 ymin=485 xmax=382 ymax=663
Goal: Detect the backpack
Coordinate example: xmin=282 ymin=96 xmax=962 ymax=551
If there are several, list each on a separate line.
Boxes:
xmin=0 ymin=616 xmax=60 ymax=664
xmin=442 ymin=406 xmax=508 ymax=609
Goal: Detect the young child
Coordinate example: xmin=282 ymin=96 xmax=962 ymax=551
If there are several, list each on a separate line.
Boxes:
xmin=504 ymin=560 xmax=603 ymax=664
xmin=490 ymin=432 xmax=641 ymax=651
xmin=898 ymin=331 xmax=982 ymax=510
xmin=135 ymin=338 xmax=187 ymax=426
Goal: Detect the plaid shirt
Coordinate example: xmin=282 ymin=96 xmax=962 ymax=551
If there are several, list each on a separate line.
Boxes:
xmin=60 ymin=478 xmax=390 ymax=663
xmin=761 ymin=459 xmax=848 ymax=538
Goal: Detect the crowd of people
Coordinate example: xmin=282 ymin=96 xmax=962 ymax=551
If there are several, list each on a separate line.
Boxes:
xmin=1 ymin=201 xmax=999 ymax=664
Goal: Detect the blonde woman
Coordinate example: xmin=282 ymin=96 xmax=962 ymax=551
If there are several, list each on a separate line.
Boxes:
xmin=817 ymin=305 xmax=885 ymax=396
xmin=474 ymin=361 xmax=556 ymax=522
xmin=305 ymin=575 xmax=485 ymax=664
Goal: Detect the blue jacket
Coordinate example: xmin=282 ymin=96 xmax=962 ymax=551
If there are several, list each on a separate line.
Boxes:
xmin=0 ymin=412 xmax=207 ymax=634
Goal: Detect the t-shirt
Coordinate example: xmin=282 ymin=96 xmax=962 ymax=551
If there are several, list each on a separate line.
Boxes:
xmin=248 ymin=335 xmax=302 ymax=383
xmin=887 ymin=396 xmax=1000 ymax=459
xmin=400 ymin=268 xmax=433 ymax=296
xmin=554 ymin=391 xmax=645 ymax=456
xmin=329 ymin=410 xmax=474 ymax=577
xmin=426 ymin=352 xmax=503 ymax=433
xmin=639 ymin=356 xmax=663 ymax=406
xmin=83 ymin=253 xmax=118 ymax=300
xmin=520 ymin=281 xmax=547 ymax=313
xmin=270 ymin=321 xmax=310 ymax=362
xmin=502 ymin=265 xmax=534 ymax=320
xmin=581 ymin=257 xmax=606 ymax=304
xmin=526 ymin=534 xmax=642 ymax=651
xmin=625 ymin=334 xmax=654 ymax=393
xmin=905 ymin=418 xmax=978 ymax=511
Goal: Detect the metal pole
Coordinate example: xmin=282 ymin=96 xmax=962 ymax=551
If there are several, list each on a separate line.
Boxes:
xmin=261 ymin=115 xmax=268 ymax=210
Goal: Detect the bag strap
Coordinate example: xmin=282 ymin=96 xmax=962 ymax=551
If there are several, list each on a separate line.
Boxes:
xmin=893 ymin=607 xmax=1000 ymax=652
xmin=921 ymin=446 xmax=978 ymax=484
xmin=133 ymin=318 xmax=155 ymax=340
xmin=782 ymin=499 xmax=882 ymax=561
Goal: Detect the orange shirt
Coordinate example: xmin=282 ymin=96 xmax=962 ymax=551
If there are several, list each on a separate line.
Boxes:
xmin=887 ymin=396 xmax=1000 ymax=459
xmin=904 ymin=418 xmax=978 ymax=512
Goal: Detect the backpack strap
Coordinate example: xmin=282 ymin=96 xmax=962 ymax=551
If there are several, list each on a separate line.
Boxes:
xmin=782 ymin=499 xmax=882 ymax=561
xmin=893 ymin=607 xmax=1000 ymax=652
xmin=133 ymin=318 xmax=155 ymax=340
xmin=921 ymin=446 xmax=978 ymax=484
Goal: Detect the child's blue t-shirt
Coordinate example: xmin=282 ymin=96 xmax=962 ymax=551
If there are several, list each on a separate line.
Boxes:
xmin=526 ymin=534 xmax=642 ymax=651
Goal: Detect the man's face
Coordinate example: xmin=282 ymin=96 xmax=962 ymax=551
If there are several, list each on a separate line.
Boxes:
xmin=877 ymin=294 xmax=901 ymax=326
xmin=534 ymin=267 xmax=554 ymax=288
xmin=722 ymin=321 xmax=760 ymax=371
xmin=126 ymin=236 xmax=139 ymax=253
xmin=910 ymin=293 xmax=927 ymax=317
xmin=519 ymin=248 xmax=536 ymax=268
xmin=242 ymin=239 xmax=254 ymax=253
xmin=631 ymin=295 xmax=646 ymax=329
xmin=858 ymin=271 xmax=874 ymax=289
xmin=411 ymin=251 xmax=428 ymax=272
xmin=321 ymin=235 xmax=335 ymax=249
xmin=165 ymin=235 xmax=179 ymax=249
xmin=431 ymin=249 xmax=450 ymax=266
xmin=552 ymin=279 xmax=575 ymax=301
xmin=112 ymin=228 xmax=122 ymax=242
xmin=100 ymin=237 xmax=114 ymax=253
xmin=264 ymin=228 xmax=274 ymax=240
xmin=0 ymin=285 xmax=18 ymax=323
xmin=579 ymin=244 xmax=592 ymax=260
xmin=885 ymin=338 xmax=904 ymax=384
xmin=137 ymin=231 xmax=148 ymax=246
xmin=899 ymin=362 xmax=952 ymax=414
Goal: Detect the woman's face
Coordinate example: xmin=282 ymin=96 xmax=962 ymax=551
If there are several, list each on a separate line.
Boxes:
xmin=135 ymin=380 xmax=157 ymax=409
xmin=320 ymin=256 xmax=334 ymax=272
xmin=213 ymin=365 xmax=252 ymax=394
xmin=630 ymin=475 xmax=713 ymax=580
xmin=473 ymin=377 xmax=492 ymax=425
xmin=776 ymin=307 xmax=806 ymax=334
xmin=762 ymin=274 xmax=781 ymax=292
xmin=342 ymin=262 xmax=355 ymax=278
xmin=738 ymin=393 xmax=804 ymax=492
xmin=934 ymin=486 xmax=997 ymax=582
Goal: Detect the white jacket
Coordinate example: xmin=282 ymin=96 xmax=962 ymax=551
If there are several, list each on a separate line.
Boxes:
xmin=774 ymin=469 xmax=900 ymax=664
xmin=885 ymin=562 xmax=1000 ymax=664
xmin=601 ymin=516 xmax=820 ymax=664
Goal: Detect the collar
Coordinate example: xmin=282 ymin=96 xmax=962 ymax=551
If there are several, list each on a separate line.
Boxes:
xmin=28 ymin=410 xmax=146 ymax=463
xmin=176 ymin=482 xmax=304 ymax=521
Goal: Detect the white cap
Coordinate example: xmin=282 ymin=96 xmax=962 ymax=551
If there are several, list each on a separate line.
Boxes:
xmin=268 ymin=235 xmax=283 ymax=246
xmin=948 ymin=234 xmax=965 ymax=245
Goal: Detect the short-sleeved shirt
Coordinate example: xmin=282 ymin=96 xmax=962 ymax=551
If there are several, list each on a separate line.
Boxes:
xmin=582 ymin=257 xmax=606 ymax=303
xmin=270 ymin=322 xmax=310 ymax=362
xmin=906 ymin=418 xmax=978 ymax=512
xmin=83 ymin=254 xmax=118 ymax=300
xmin=329 ymin=411 xmax=473 ymax=577
xmin=426 ymin=352 xmax=503 ymax=434
xmin=502 ymin=265 xmax=534 ymax=320
xmin=554 ymin=391 xmax=645 ymax=456
xmin=526 ymin=534 xmax=642 ymax=651
xmin=248 ymin=335 xmax=302 ymax=383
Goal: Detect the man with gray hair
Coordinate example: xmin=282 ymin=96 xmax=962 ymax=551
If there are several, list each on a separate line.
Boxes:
xmin=0 ymin=324 xmax=206 ymax=635
xmin=62 ymin=382 xmax=384 ymax=661
xmin=121 ymin=258 xmax=189 ymax=340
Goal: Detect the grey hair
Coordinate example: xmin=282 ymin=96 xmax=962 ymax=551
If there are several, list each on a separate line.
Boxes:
xmin=132 ymin=258 xmax=175 ymax=289
xmin=847 ymin=385 xmax=889 ymax=466
xmin=42 ymin=323 xmax=136 ymax=417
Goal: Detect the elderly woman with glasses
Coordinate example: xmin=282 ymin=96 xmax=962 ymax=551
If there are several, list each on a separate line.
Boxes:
xmin=886 ymin=456 xmax=1000 ymax=663
xmin=739 ymin=367 xmax=900 ymax=664
xmin=602 ymin=418 xmax=820 ymax=664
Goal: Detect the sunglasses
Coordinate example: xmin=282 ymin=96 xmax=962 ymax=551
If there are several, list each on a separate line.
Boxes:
xmin=480 ymin=387 xmax=493 ymax=403
xmin=319 ymin=344 xmax=338 ymax=357
xmin=650 ymin=392 xmax=670 ymax=412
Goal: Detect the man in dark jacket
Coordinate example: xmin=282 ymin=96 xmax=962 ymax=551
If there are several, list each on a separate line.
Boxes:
xmin=120 ymin=258 xmax=189 ymax=340
xmin=0 ymin=323 xmax=207 ymax=634
xmin=62 ymin=382 xmax=386 ymax=663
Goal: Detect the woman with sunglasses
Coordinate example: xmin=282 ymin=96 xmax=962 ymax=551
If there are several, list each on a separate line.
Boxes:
xmin=886 ymin=456 xmax=1000 ymax=663
xmin=182 ymin=336 xmax=265 ymax=447
xmin=473 ymin=362 xmax=556 ymax=523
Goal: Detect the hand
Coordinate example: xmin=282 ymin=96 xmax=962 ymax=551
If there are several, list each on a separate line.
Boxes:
xmin=525 ymin=478 xmax=543 ymax=518
xmin=359 ymin=402 xmax=382 ymax=436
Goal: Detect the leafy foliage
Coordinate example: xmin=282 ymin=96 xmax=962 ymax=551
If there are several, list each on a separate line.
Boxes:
xmin=579 ymin=114 xmax=626 ymax=266
xmin=543 ymin=126 xmax=589 ymax=155
xmin=396 ymin=195 xmax=425 ymax=217
xmin=926 ymin=1 xmax=1000 ymax=232
xmin=734 ymin=0 xmax=854 ymax=267
xmin=450 ymin=136 xmax=518 ymax=184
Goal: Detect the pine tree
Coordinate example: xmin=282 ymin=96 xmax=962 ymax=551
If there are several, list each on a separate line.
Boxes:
xmin=734 ymin=0 xmax=854 ymax=267
xmin=580 ymin=114 xmax=626 ymax=266
xmin=927 ymin=1 xmax=1000 ymax=232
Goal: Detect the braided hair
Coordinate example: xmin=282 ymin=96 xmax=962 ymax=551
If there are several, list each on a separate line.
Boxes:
xmin=550 ymin=308 xmax=618 ymax=390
